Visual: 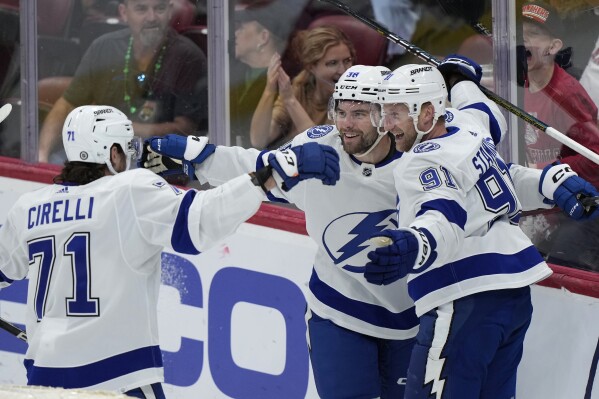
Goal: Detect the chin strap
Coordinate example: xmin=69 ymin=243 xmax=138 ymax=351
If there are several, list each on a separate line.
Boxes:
xmin=353 ymin=132 xmax=387 ymax=158
xmin=410 ymin=115 xmax=438 ymax=149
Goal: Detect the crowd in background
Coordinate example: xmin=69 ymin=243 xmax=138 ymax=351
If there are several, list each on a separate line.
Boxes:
xmin=0 ymin=0 xmax=599 ymax=272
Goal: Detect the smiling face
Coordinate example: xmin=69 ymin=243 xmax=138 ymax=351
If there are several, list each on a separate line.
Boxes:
xmin=120 ymin=0 xmax=171 ymax=48
xmin=380 ymin=103 xmax=418 ymax=152
xmin=522 ymin=21 xmax=562 ymax=72
xmin=310 ymin=43 xmax=353 ymax=94
xmin=335 ymin=100 xmax=378 ymax=155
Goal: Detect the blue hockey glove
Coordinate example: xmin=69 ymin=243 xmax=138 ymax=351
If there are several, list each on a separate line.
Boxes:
xmin=265 ymin=142 xmax=340 ymax=191
xmin=143 ymin=134 xmax=216 ymax=179
xmin=437 ymin=54 xmax=483 ymax=92
xmin=540 ymin=162 xmax=599 ymax=220
xmin=365 ymin=228 xmax=437 ymax=286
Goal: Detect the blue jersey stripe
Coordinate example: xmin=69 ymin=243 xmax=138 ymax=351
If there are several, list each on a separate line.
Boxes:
xmin=407 ymin=246 xmax=544 ymax=302
xmin=461 ymin=103 xmax=502 ymax=144
xmin=310 ymin=270 xmax=418 ymax=330
xmin=24 ymin=345 xmax=163 ymax=389
xmin=171 ymin=190 xmax=200 ymax=255
xmin=416 ymin=198 xmax=467 ymax=230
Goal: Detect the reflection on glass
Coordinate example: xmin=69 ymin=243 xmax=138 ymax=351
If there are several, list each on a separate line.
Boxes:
xmin=37 ymin=0 xmax=208 ymax=167
xmin=0 ymin=2 xmax=20 ymax=158
xmin=519 ymin=1 xmax=599 ymax=272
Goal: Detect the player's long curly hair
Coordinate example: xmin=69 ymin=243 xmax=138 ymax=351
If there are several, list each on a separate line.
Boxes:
xmin=53 ymin=144 xmax=123 ymax=185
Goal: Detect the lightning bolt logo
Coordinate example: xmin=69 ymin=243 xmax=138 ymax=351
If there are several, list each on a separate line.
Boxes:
xmin=423 ymin=303 xmax=453 ymax=399
xmin=322 ymin=209 xmax=397 ymax=273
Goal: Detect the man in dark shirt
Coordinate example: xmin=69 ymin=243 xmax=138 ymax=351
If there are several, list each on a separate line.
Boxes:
xmin=39 ymin=0 xmax=207 ymax=164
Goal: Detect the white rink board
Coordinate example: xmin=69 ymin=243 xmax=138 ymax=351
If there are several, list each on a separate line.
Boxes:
xmin=0 ymin=176 xmax=598 ymax=398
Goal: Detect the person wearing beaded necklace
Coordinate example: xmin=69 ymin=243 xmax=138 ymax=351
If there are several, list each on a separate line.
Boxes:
xmin=38 ymin=0 xmax=207 ymax=164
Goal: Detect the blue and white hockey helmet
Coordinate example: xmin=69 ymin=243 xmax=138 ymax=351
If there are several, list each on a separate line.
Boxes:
xmin=329 ymin=65 xmax=390 ymax=121
xmin=376 ymin=64 xmax=447 ymax=121
xmin=374 ymin=64 xmax=447 ymax=145
xmin=62 ymin=105 xmax=141 ymax=174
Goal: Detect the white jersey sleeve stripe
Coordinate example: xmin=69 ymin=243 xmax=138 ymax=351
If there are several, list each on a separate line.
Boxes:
xmin=416 ymin=199 xmax=467 ymax=230
xmin=25 ymin=345 xmax=162 ymax=389
xmin=408 ymin=246 xmax=545 ymax=304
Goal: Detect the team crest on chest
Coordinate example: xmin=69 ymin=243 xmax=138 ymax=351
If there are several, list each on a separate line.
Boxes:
xmin=413 ymin=142 xmax=440 ymax=153
xmin=307 ymin=125 xmax=334 ymax=138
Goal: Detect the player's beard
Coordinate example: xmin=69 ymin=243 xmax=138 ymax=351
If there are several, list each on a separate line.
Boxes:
xmin=340 ymin=128 xmax=378 ymax=155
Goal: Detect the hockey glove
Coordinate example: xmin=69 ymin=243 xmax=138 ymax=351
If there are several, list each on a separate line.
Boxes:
xmin=540 ymin=161 xmax=599 ymax=220
xmin=141 ymin=145 xmax=184 ymax=176
xmin=144 ymin=134 xmax=216 ymax=179
xmin=265 ymin=142 xmax=340 ymax=191
xmin=437 ymin=54 xmax=483 ymax=93
xmin=365 ymin=228 xmax=437 ymax=286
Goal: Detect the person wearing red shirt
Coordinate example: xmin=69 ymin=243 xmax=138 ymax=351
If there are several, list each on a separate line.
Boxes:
xmin=522 ymin=1 xmax=599 ymax=271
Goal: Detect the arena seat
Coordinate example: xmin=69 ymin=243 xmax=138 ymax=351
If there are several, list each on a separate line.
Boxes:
xmin=180 ymin=25 xmax=208 ymax=56
xmin=37 ymin=0 xmax=74 ymax=38
xmin=170 ymin=0 xmax=197 ymax=33
xmin=307 ymin=14 xmax=388 ymax=66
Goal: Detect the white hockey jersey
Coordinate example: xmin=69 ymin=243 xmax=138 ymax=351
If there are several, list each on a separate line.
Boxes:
xmin=191 ymin=94 xmax=554 ymax=339
xmin=394 ymin=81 xmax=553 ymax=317
xmin=195 ymin=129 xmax=419 ymax=340
xmin=0 ymin=168 xmax=265 ymax=392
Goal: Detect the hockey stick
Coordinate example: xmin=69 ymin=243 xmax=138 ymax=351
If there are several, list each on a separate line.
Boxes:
xmin=436 ymin=0 xmax=492 ymax=38
xmin=0 ymin=103 xmax=12 ymax=124
xmin=318 ymin=0 xmax=599 ymax=166
xmin=0 ymin=316 xmax=27 ymax=342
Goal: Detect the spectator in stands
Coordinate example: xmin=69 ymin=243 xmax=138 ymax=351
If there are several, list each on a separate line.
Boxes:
xmin=250 ymin=25 xmax=355 ymax=149
xmin=580 ymin=32 xmax=599 ymax=119
xmin=230 ymin=1 xmax=295 ymax=148
xmin=38 ymin=0 xmax=207 ymax=164
xmin=521 ymin=1 xmax=599 ymax=271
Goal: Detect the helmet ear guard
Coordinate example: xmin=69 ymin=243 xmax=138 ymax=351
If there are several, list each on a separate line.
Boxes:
xmin=62 ymin=105 xmax=138 ymax=174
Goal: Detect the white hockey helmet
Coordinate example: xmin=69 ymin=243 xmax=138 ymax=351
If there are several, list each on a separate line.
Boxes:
xmin=332 ymin=64 xmax=391 ymax=103
xmin=62 ymin=105 xmax=140 ymax=174
xmin=375 ymin=64 xmax=447 ymax=145
xmin=329 ymin=65 xmax=391 ymax=156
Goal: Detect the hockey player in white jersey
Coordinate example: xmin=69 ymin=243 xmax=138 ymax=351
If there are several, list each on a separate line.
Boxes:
xmin=143 ymin=65 xmax=420 ymax=399
xmin=0 ymin=105 xmax=340 ymax=398
xmin=142 ymin=62 xmax=599 ymax=398
xmin=365 ymin=56 xmax=599 ymax=399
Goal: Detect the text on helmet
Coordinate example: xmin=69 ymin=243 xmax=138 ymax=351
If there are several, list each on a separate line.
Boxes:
xmin=410 ymin=66 xmax=433 ymax=75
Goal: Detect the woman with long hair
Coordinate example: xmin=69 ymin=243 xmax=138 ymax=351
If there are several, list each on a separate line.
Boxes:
xmin=250 ymin=25 xmax=355 ymax=149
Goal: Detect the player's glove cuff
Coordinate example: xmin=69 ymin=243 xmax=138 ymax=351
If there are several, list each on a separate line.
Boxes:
xmin=539 ymin=161 xmax=578 ymax=203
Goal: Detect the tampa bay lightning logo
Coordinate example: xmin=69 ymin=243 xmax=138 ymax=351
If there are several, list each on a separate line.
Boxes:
xmin=307 ymin=125 xmax=334 ymax=139
xmin=413 ymin=142 xmax=440 ymax=153
xmin=444 ymin=110 xmax=454 ymax=122
xmin=323 ymin=210 xmax=398 ymax=273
